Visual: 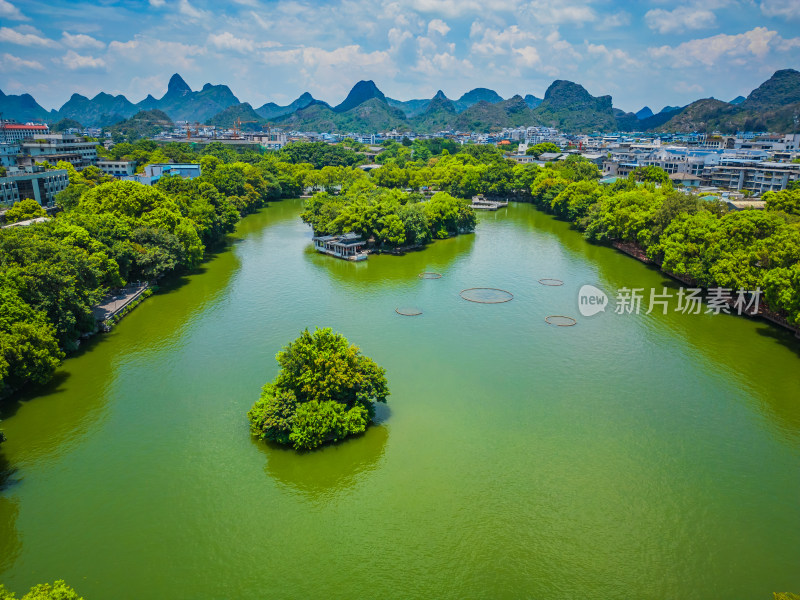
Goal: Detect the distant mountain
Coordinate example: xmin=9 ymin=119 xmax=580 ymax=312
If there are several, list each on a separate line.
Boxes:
xmin=50 ymin=118 xmax=83 ymax=132
xmin=206 ymin=103 xmax=266 ymax=129
xmin=532 ymin=80 xmax=616 ymax=132
xmin=334 ymin=81 xmax=386 ymax=113
xmin=659 ymin=106 xmax=683 ymax=114
xmin=635 ymin=106 xmax=654 ymax=120
xmin=255 ymin=92 xmax=316 ymax=120
xmin=524 ymin=94 xmax=543 ymax=109
xmin=741 ymin=68 xmax=800 ymax=110
xmin=57 ymin=92 xmax=138 ymax=127
xmin=386 ymin=97 xmax=430 ymax=117
xmin=454 ymin=88 xmax=503 ymax=112
xmin=276 ymin=96 xmax=406 ymax=133
xmin=108 ymin=109 xmax=173 ymax=141
xmin=412 ymin=91 xmax=457 ymax=132
xmin=614 ymin=108 xmax=640 ymax=132
xmin=453 ymin=95 xmax=540 ymax=132
xmin=656 ymin=69 xmax=800 ymax=133
xmin=0 ymin=89 xmax=51 ymax=123
xmin=151 ymin=74 xmax=240 ymax=122
xmin=729 ymin=96 xmax=746 ymax=105
xmin=138 ymin=94 xmax=159 ymax=111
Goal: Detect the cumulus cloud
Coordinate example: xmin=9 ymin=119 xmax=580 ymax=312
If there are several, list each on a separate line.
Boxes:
xmin=760 ymin=0 xmax=800 ymax=19
xmin=148 ymin=0 xmax=165 ymax=6
xmin=648 ymin=27 xmax=794 ymax=67
xmin=427 ymin=19 xmax=450 ymax=36
xmin=61 ymin=50 xmax=106 ymax=70
xmin=586 ymin=42 xmax=640 ymax=69
xmin=62 ymin=32 xmax=105 ymax=49
xmin=645 ymin=6 xmax=717 ymax=34
xmin=0 ymin=52 xmax=44 ymax=70
xmin=0 ymin=26 xmax=58 ymax=47
xmin=0 ymin=0 xmax=27 ymax=20
xmin=208 ymin=31 xmax=256 ymax=52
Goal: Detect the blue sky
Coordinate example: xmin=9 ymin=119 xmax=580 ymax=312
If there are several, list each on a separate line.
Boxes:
xmin=1 ymin=0 xmax=799 ymax=113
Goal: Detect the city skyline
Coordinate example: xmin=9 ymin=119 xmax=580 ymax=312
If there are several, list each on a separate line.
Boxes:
xmin=1 ymin=0 xmax=799 ymax=112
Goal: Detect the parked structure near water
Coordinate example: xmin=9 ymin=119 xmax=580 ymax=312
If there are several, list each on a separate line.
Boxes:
xmin=471 ymin=195 xmax=509 ymax=211
xmin=312 ymin=232 xmax=368 ymax=261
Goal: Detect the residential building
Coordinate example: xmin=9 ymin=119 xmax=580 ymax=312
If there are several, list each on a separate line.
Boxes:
xmin=97 ymin=160 xmax=137 ymax=177
xmin=19 ymin=134 xmax=98 ymax=169
xmin=121 ymin=163 xmax=201 ymax=186
xmin=0 ymin=122 xmax=49 ymax=143
xmin=702 ymin=159 xmax=800 ymax=193
xmin=0 ymin=168 xmax=70 ymax=207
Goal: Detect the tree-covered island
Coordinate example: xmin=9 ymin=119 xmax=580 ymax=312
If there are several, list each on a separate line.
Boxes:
xmin=248 ymin=328 xmax=389 ymax=450
xmin=301 ymin=179 xmax=476 ymax=250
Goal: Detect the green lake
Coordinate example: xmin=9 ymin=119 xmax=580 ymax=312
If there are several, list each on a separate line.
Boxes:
xmin=1 ymin=199 xmax=799 ymax=599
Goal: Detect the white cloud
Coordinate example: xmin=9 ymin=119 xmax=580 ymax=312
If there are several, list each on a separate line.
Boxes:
xmin=108 ymin=38 xmax=206 ymax=70
xmin=61 ymin=50 xmax=106 ymax=70
xmin=675 ymin=81 xmax=704 ymax=94
xmin=149 ymin=0 xmax=165 ymax=6
xmin=645 ymin=6 xmax=717 ymax=34
xmin=513 ymin=46 xmax=540 ymax=67
xmin=427 ymin=19 xmax=450 ymax=36
xmin=0 ymin=0 xmax=27 ymax=20
xmin=586 ymin=42 xmax=639 ymax=69
xmin=648 ymin=27 xmax=794 ymax=67
xmin=62 ymin=32 xmax=105 ymax=50
xmin=178 ymin=0 xmax=210 ymax=20
xmin=0 ymin=26 xmax=58 ymax=47
xmin=208 ymin=31 xmax=255 ymax=52
xmin=0 ymin=52 xmax=44 ymax=70
xmin=760 ymin=0 xmax=800 ymax=19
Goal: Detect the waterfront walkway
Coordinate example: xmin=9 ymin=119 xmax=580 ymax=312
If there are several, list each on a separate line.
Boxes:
xmin=92 ymin=282 xmax=149 ymax=322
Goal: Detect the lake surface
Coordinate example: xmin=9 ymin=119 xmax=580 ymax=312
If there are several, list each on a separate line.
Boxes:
xmin=1 ymin=199 xmax=799 ymax=599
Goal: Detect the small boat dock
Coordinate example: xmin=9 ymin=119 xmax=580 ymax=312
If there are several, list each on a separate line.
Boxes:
xmin=312 ymin=233 xmax=368 ymax=261
xmin=470 ymin=195 xmax=509 ymax=210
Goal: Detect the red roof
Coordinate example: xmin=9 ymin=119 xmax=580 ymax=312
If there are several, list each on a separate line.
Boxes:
xmin=3 ymin=124 xmax=49 ymax=130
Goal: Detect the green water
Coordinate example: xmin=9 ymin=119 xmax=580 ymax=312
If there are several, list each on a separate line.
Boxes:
xmin=1 ymin=199 xmax=799 ymax=599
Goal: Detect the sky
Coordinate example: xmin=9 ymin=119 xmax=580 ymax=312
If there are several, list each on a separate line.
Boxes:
xmin=0 ymin=0 xmax=799 ymax=113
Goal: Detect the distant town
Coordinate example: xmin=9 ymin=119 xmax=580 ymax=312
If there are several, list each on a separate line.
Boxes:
xmin=2 ymin=116 xmax=798 ymax=217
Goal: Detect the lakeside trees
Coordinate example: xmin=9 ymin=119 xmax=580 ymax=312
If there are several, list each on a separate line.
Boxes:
xmin=0 ymin=580 xmax=82 ymax=599
xmin=526 ymin=159 xmax=800 ymax=326
xmin=301 ymin=180 xmax=475 ymax=248
xmin=248 ymin=328 xmax=388 ymax=450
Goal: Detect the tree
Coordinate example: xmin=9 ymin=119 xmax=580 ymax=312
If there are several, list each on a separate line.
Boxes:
xmin=764 ymin=188 xmax=800 ymax=216
xmin=4 ymin=199 xmax=46 ymax=224
xmin=629 ymin=165 xmax=670 ymax=185
xmin=248 ymin=328 xmax=389 ymax=450
xmin=526 ymin=142 xmax=560 ymax=157
xmin=0 ymin=580 xmax=83 ymax=600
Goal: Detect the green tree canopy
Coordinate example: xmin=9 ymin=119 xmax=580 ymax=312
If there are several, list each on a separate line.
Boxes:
xmin=248 ymin=328 xmax=389 ymax=450
xmin=4 ymin=199 xmax=46 ymax=224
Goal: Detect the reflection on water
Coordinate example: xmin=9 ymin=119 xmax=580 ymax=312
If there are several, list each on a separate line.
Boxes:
xmin=259 ymin=424 xmax=388 ymax=501
xmin=304 ymin=229 xmax=476 ymax=289
xmin=0 ymin=491 xmax=19 ymax=573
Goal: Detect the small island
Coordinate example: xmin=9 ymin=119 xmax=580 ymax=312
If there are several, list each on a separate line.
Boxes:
xmin=248 ymin=328 xmax=389 ymax=450
xmin=301 ymin=180 xmax=476 ymax=255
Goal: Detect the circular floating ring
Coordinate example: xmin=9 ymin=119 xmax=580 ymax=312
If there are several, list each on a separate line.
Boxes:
xmin=459 ymin=288 xmax=514 ymax=304
xmin=419 ymin=272 xmax=443 ymax=279
xmin=396 ymin=307 xmax=423 ymax=316
xmin=538 ymin=278 xmax=564 ymax=286
xmin=545 ymin=315 xmax=577 ymax=327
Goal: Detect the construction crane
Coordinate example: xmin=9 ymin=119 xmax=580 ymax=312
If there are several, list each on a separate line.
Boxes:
xmin=233 ymin=117 xmax=261 ymax=139
xmin=185 ymin=121 xmax=201 ymax=140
